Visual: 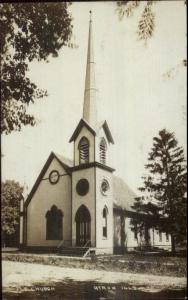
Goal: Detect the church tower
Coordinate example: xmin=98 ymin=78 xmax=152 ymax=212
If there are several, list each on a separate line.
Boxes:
xmin=69 ymin=12 xmax=115 ymax=254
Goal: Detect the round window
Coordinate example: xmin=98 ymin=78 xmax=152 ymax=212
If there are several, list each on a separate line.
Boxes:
xmin=76 ymin=179 xmax=89 ymax=196
xmin=101 ymin=179 xmax=110 ymax=195
xmin=49 ymin=170 xmax=60 ymax=184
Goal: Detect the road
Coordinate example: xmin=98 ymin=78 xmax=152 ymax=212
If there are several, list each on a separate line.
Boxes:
xmin=2 ymin=260 xmax=186 ymax=292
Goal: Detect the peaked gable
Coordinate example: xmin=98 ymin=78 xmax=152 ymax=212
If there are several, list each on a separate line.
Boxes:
xmin=25 ymin=152 xmax=72 ymax=208
xmin=69 ymin=118 xmax=96 ymax=143
xmin=102 ymin=121 xmax=114 ymax=144
xmin=96 ymin=120 xmax=114 ymax=144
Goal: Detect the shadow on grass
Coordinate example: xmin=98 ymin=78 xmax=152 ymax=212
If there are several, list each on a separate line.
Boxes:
xmin=3 ymin=279 xmax=187 ymax=300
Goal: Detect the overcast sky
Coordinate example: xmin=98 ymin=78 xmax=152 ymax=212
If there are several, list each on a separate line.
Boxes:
xmin=2 ymin=1 xmax=186 ymax=195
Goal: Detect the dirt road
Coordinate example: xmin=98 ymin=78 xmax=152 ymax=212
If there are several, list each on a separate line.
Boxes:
xmin=2 ymin=260 xmax=186 ymax=293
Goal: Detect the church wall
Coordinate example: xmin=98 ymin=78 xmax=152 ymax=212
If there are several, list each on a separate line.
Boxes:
xmin=152 ymin=229 xmax=171 ymax=250
xmin=113 ymin=214 xmax=141 ymax=252
xmin=113 ymin=214 xmax=172 ymax=252
xmin=95 ymin=168 xmax=113 ymax=254
xmin=72 ymin=167 xmax=96 ymax=246
xmin=124 ymin=220 xmax=172 ymax=251
xmin=19 ymin=216 xmax=23 ymax=245
xmin=113 ymin=213 xmax=122 ymax=253
xmin=19 ymin=199 xmax=24 ymax=245
xmin=26 ymin=158 xmax=71 ymax=247
xmin=124 ymin=217 xmax=139 ymax=250
xmin=74 ymin=126 xmax=95 ymax=166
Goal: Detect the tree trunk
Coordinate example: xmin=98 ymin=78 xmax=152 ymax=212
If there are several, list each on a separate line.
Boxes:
xmin=171 ymin=234 xmax=176 ymax=253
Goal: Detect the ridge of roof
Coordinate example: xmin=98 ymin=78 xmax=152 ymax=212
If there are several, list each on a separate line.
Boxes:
xmin=88 ymin=119 xmax=114 ymax=144
xmin=54 ymin=152 xmax=73 ymax=168
xmin=102 ymin=121 xmax=114 ymax=144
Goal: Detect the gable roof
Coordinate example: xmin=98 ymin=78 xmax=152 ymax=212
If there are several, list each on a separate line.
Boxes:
xmin=69 ymin=118 xmax=96 ymax=143
xmin=24 ymin=152 xmax=72 ymax=208
xmin=100 ymin=120 xmax=114 ymax=144
xmin=54 ymin=153 xmax=73 ymax=168
xmin=112 ymin=175 xmax=137 ymax=212
xmin=69 ymin=118 xmax=114 ymax=144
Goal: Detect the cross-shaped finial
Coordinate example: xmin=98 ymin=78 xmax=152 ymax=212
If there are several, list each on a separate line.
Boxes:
xmin=89 ymin=10 xmax=92 ymax=21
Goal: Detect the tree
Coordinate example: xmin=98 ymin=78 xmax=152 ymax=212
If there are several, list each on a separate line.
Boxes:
xmin=1 ymin=180 xmax=24 ymax=247
xmin=133 ymin=129 xmax=187 ymax=253
xmin=1 ymin=3 xmax=73 ymax=134
xmin=116 ymin=1 xmax=155 ymax=42
xmin=116 ymin=1 xmax=187 ymax=68
xmin=130 ymin=197 xmax=161 ymax=248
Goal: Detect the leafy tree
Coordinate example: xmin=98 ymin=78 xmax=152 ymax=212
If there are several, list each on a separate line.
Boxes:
xmin=116 ymin=1 xmax=186 ymax=41
xmin=132 ymin=129 xmax=187 ymax=252
xmin=116 ymin=1 xmax=156 ymax=42
xmin=1 ymin=180 xmax=24 ymax=247
xmin=116 ymin=1 xmax=187 ymax=69
xmin=1 ymin=3 xmax=73 ymax=134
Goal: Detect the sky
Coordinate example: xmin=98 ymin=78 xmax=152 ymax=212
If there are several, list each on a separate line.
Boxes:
xmin=2 ymin=1 xmax=187 ymax=196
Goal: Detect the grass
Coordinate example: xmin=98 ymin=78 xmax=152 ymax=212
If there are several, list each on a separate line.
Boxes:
xmin=2 ymin=252 xmax=187 ymax=277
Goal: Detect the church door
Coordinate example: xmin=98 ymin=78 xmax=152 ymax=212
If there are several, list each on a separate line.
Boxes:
xmin=75 ymin=205 xmax=91 ymax=246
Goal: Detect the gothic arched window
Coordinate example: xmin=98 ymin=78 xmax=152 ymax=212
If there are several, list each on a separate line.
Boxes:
xmin=78 ymin=137 xmax=89 ymax=164
xmin=100 ymin=138 xmax=107 ymax=165
xmin=46 ymin=205 xmax=63 ymax=240
xmin=75 ymin=205 xmax=91 ymax=246
xmin=102 ymin=206 xmax=108 ymax=238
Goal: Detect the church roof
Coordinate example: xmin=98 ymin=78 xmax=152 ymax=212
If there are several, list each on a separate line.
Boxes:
xmin=96 ymin=120 xmax=114 ymax=144
xmin=69 ymin=13 xmax=114 ymax=145
xmin=54 ymin=153 xmax=73 ymax=168
xmin=69 ymin=118 xmax=96 ymax=143
xmin=83 ymin=11 xmax=98 ymax=129
xmin=112 ymin=175 xmax=137 ymax=212
xmin=69 ymin=118 xmax=114 ymax=144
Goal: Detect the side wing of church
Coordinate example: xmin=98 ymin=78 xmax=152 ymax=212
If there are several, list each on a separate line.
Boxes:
xmin=20 ymin=13 xmax=171 ymax=255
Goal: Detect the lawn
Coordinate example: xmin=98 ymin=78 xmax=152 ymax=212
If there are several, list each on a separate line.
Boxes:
xmin=2 ymin=252 xmax=187 ymax=277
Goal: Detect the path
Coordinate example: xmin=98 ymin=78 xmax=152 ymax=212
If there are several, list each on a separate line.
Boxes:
xmin=2 ymin=260 xmax=186 ymax=292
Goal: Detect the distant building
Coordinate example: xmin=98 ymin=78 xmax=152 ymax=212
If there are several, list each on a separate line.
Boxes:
xmin=20 ymin=13 xmax=171 ymax=255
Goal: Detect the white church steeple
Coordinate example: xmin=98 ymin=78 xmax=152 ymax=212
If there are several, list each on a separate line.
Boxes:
xmin=69 ymin=12 xmax=114 ymax=146
xmin=83 ymin=11 xmax=97 ymax=129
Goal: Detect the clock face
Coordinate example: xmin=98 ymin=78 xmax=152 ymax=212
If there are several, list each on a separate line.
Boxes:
xmin=49 ymin=170 xmax=60 ymax=184
xmin=76 ymin=179 xmax=89 ymax=196
xmin=101 ymin=179 xmax=110 ymax=195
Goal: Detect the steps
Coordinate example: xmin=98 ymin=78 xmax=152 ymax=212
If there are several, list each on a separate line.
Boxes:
xmin=58 ymin=246 xmax=90 ymax=257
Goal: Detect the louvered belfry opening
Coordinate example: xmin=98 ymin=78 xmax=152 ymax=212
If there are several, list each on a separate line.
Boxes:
xmin=100 ymin=138 xmax=107 ymax=165
xmin=78 ymin=137 xmax=89 ymax=164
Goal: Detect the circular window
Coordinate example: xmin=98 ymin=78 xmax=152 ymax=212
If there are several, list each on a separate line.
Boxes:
xmin=101 ymin=179 xmax=110 ymax=195
xmin=76 ymin=179 xmax=89 ymax=196
xmin=49 ymin=170 xmax=60 ymax=184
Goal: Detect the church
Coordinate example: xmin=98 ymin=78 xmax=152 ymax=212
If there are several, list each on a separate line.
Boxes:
xmin=19 ymin=13 xmax=171 ymax=255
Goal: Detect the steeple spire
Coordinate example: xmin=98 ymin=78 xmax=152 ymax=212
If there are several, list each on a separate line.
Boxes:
xmin=83 ymin=11 xmax=97 ymax=129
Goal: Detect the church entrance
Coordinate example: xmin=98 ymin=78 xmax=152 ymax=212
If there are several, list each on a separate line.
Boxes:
xmin=75 ymin=205 xmax=91 ymax=247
